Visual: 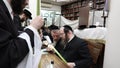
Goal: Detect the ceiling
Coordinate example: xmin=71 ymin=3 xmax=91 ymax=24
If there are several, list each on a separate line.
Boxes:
xmin=41 ymin=0 xmax=78 ymax=6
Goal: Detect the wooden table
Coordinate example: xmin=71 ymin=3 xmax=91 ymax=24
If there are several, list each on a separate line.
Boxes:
xmin=38 ymin=52 xmax=69 ymax=68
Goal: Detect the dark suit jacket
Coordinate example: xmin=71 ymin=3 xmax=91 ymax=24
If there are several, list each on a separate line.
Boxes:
xmin=56 ymin=36 xmax=93 ymax=68
xmin=14 ymin=15 xmax=24 ymax=31
xmin=55 ymin=38 xmax=64 ymax=54
xmin=0 ymin=1 xmax=34 ymax=68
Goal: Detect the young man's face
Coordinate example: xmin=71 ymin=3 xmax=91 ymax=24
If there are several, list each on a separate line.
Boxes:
xmin=20 ymin=14 xmax=27 ymax=22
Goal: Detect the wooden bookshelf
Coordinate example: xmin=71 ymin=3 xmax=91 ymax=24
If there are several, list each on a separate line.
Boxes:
xmin=61 ymin=0 xmax=105 ymax=20
xmin=61 ymin=0 xmax=89 ymax=20
xmin=95 ymin=0 xmax=105 ymax=10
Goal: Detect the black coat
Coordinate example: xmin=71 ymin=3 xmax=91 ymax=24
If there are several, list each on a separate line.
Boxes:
xmin=0 ymin=1 xmax=34 ymax=68
xmin=56 ymin=36 xmax=93 ymax=68
xmin=14 ymin=15 xmax=24 ymax=31
xmin=55 ymin=38 xmax=64 ymax=54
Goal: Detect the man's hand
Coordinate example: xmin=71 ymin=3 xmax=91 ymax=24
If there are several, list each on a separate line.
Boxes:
xmin=67 ymin=62 xmax=76 ymax=68
xmin=30 ymin=16 xmax=44 ymax=30
xmin=46 ymin=44 xmax=55 ymax=52
xmin=42 ymin=40 xmax=49 ymax=46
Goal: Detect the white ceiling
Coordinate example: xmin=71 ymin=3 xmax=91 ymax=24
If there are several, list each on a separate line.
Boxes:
xmin=41 ymin=0 xmax=78 ymax=6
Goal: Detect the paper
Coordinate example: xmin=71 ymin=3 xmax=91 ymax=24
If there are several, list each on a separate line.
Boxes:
xmin=44 ymin=36 xmax=52 ymax=43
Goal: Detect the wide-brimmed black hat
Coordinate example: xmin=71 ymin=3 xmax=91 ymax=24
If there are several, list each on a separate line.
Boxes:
xmin=23 ymin=9 xmax=32 ymax=19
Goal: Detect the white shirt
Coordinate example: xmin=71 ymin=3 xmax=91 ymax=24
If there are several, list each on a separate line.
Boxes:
xmin=3 ymin=0 xmax=13 ymax=19
xmin=68 ymin=34 xmax=74 ymax=43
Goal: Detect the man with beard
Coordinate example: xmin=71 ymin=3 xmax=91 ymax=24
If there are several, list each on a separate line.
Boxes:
xmin=49 ymin=25 xmax=65 ymax=53
xmin=0 ymin=0 xmax=44 ymax=68
xmin=14 ymin=9 xmax=32 ymax=31
xmin=57 ymin=25 xmax=93 ymax=68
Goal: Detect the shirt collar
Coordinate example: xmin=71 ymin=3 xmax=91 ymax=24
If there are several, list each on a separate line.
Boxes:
xmin=3 ymin=0 xmax=13 ymax=19
xmin=68 ymin=35 xmax=74 ymax=43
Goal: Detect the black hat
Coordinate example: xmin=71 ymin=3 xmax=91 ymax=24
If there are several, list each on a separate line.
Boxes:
xmin=78 ymin=25 xmax=87 ymax=30
xmin=23 ymin=9 xmax=32 ymax=19
xmin=89 ymin=25 xmax=96 ymax=28
xmin=48 ymin=25 xmax=59 ymax=30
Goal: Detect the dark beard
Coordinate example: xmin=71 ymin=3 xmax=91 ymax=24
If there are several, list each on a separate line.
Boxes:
xmin=11 ymin=0 xmax=25 ymax=14
xmin=64 ymin=34 xmax=69 ymax=44
xmin=61 ymin=40 xmax=66 ymax=45
xmin=20 ymin=19 xmax=24 ymax=22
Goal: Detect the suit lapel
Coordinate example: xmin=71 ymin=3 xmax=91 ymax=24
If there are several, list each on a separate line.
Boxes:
xmin=63 ymin=36 xmax=76 ymax=50
xmin=0 ymin=1 xmax=19 ymax=37
xmin=0 ymin=1 xmax=12 ymax=21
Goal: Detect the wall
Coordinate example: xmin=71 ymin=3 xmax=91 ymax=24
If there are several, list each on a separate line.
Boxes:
xmin=29 ymin=0 xmax=40 ymax=18
xmin=88 ymin=10 xmax=104 ymax=26
xmin=41 ymin=4 xmax=61 ymax=12
xmin=103 ymin=0 xmax=120 ymax=68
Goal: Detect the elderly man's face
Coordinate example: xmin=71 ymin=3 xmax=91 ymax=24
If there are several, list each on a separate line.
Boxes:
xmin=11 ymin=0 xmax=29 ymax=14
xmin=51 ymin=30 xmax=60 ymax=41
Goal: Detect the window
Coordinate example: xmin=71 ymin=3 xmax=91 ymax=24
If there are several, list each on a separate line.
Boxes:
xmin=41 ymin=10 xmax=61 ymax=27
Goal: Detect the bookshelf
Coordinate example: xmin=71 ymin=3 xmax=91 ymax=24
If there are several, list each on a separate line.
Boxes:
xmin=61 ymin=0 xmax=88 ymax=20
xmin=95 ymin=0 xmax=105 ymax=10
xmin=61 ymin=0 xmax=106 ymax=21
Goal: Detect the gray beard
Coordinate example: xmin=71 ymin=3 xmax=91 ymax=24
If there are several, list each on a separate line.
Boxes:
xmin=61 ymin=40 xmax=66 ymax=45
xmin=60 ymin=39 xmax=68 ymax=48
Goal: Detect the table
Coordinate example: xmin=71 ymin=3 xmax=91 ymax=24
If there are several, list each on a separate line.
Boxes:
xmin=38 ymin=52 xmax=69 ymax=68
